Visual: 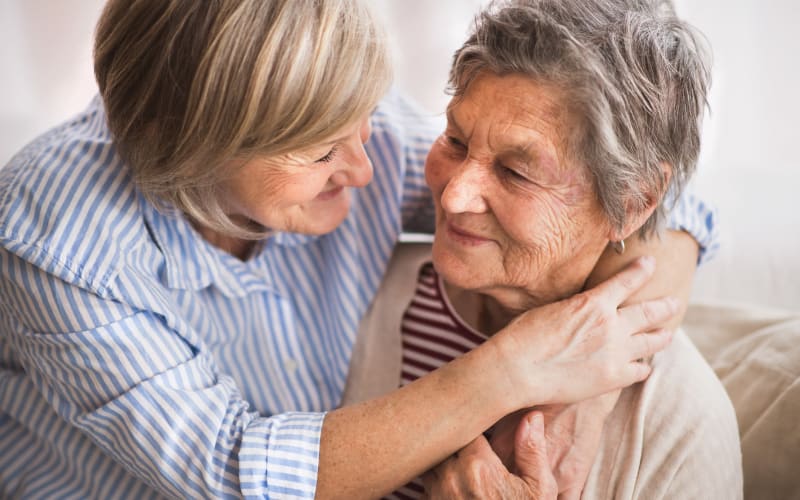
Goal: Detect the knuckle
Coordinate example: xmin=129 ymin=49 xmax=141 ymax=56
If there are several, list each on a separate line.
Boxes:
xmin=599 ymin=360 xmax=620 ymax=385
xmin=641 ymin=302 xmax=659 ymax=324
xmin=531 ymin=478 xmax=559 ymax=499
xmin=647 ymin=331 xmax=664 ymax=350
xmin=568 ymin=291 xmax=593 ymax=315
xmin=591 ymin=309 xmax=612 ymax=331
xmin=619 ymin=272 xmax=637 ymax=291
xmin=439 ymin=474 xmax=459 ymax=496
xmin=557 ymin=460 xmax=582 ymax=485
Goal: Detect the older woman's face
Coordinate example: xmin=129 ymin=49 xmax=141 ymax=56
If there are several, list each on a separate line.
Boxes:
xmin=427 ymin=72 xmax=614 ymax=309
xmin=219 ymin=116 xmax=374 ymax=235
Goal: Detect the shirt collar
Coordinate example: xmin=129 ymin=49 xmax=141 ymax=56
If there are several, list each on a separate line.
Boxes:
xmin=140 ymin=194 xmax=322 ymax=297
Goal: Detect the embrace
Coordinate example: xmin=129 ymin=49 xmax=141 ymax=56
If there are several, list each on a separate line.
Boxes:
xmin=0 ymin=0 xmax=741 ymax=498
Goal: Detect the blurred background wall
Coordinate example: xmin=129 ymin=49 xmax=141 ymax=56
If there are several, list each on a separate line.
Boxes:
xmin=1 ymin=0 xmax=797 ymax=310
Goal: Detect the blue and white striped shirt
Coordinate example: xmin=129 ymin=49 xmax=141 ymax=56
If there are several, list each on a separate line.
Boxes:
xmin=0 ymin=90 xmax=717 ymax=499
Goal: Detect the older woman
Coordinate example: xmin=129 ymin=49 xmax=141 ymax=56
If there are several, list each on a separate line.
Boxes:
xmin=0 ymin=0 xmax=715 ymax=498
xmin=345 ymin=0 xmax=741 ymax=498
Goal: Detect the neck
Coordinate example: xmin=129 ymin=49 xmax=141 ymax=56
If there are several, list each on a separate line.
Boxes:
xmin=443 ymin=277 xmax=589 ymax=336
xmin=189 ymin=218 xmax=257 ymax=261
xmin=444 ymin=281 xmax=527 ymax=336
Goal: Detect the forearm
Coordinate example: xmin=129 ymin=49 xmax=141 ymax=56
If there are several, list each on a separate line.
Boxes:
xmin=317 ymin=255 xmax=681 ymax=498
xmin=317 ymin=341 xmax=518 ymax=499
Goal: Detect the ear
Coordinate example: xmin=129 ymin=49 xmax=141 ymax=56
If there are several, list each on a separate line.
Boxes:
xmin=607 ymin=162 xmax=672 ymax=242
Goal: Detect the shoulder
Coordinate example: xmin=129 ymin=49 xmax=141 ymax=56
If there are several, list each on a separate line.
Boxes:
xmin=590 ymin=330 xmax=742 ymax=499
xmin=0 ymin=98 xmax=151 ymax=296
xmin=645 ymin=330 xmax=740 ymax=435
xmin=367 ymin=88 xmax=444 ymax=168
xmin=640 ymin=331 xmax=743 ymax=497
xmin=371 ymin=87 xmax=445 ymax=142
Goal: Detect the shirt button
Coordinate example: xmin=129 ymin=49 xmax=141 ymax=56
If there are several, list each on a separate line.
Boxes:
xmin=285 ymin=358 xmax=298 ymax=373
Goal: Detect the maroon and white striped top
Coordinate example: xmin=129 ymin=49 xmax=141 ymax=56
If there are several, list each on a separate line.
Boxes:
xmin=386 ymin=262 xmax=489 ymax=500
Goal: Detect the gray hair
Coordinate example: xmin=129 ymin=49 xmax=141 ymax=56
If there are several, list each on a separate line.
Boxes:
xmin=95 ymin=0 xmax=391 ymax=239
xmin=449 ymin=0 xmax=711 ymax=237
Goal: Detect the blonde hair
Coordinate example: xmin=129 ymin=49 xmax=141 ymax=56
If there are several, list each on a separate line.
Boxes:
xmin=94 ymin=0 xmax=392 ymax=238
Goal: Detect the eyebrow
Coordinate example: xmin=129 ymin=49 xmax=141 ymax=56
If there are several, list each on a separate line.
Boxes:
xmin=445 ymin=109 xmax=466 ymax=138
xmin=324 ymin=132 xmax=351 ymax=146
xmin=446 ymin=107 xmax=559 ymax=170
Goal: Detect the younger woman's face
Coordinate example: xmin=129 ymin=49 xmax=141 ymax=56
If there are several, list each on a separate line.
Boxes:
xmin=218 ymin=116 xmax=374 ymax=236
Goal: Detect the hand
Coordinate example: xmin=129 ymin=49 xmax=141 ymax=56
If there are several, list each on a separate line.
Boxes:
xmin=586 ymin=230 xmax=699 ymax=332
xmin=490 ymin=391 xmax=621 ymax=499
xmin=422 ymin=411 xmax=557 ymax=500
xmin=490 ymin=256 xmax=676 ymax=408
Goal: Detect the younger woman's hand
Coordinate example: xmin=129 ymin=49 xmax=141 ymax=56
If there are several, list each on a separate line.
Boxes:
xmin=491 ymin=256 xmax=677 ymax=408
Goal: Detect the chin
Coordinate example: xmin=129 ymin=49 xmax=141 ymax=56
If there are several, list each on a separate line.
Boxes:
xmin=300 ymin=197 xmax=351 ymax=235
xmin=431 ymin=240 xmax=488 ymax=291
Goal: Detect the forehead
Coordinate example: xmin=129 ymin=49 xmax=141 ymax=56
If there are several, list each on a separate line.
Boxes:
xmin=448 ymin=72 xmax=575 ymax=160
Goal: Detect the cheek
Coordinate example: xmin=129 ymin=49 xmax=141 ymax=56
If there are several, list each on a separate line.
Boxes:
xmin=241 ymin=171 xmax=330 ymax=212
xmin=424 ymin=145 xmax=455 ymax=195
xmin=499 ymin=191 xmax=571 ymax=245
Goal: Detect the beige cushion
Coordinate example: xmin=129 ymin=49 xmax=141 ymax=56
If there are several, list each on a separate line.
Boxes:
xmin=684 ymin=303 xmax=800 ymax=499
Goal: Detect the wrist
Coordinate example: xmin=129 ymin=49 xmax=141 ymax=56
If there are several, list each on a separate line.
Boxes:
xmin=443 ymin=337 xmax=527 ymax=419
xmin=480 ymin=331 xmax=552 ymax=411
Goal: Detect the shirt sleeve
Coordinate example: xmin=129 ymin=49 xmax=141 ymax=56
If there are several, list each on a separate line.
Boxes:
xmin=0 ymin=249 xmax=324 ymax=499
xmin=665 ymin=186 xmax=720 ymax=265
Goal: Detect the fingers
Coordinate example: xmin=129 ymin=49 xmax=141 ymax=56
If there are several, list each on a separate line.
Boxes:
xmin=421 ymin=436 xmax=497 ymax=490
xmin=625 ymin=359 xmax=654 ymax=383
xmin=516 ymin=411 xmax=558 ymax=498
xmin=629 ymin=328 xmax=673 ymax=362
xmin=587 ymin=256 xmax=655 ymax=307
xmin=620 ymin=294 xmax=681 ymax=329
xmin=514 ymin=411 xmax=549 ymax=476
xmin=559 ymin=487 xmax=584 ymax=500
xmin=454 ymin=434 xmax=500 ymax=465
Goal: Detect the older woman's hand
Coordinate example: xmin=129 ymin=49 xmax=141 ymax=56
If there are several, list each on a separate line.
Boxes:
xmin=490 ymin=391 xmax=621 ymax=499
xmin=422 ymin=411 xmax=557 ymax=500
xmin=491 ymin=256 xmax=677 ymax=409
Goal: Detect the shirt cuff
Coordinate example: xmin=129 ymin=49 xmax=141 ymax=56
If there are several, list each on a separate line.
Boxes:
xmin=240 ymin=411 xmax=326 ymax=499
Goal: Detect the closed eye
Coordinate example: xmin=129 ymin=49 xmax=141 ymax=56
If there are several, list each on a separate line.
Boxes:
xmin=498 ymin=164 xmax=529 ymax=182
xmin=446 ymin=136 xmax=467 ymax=150
xmin=315 ymin=146 xmax=339 ymax=163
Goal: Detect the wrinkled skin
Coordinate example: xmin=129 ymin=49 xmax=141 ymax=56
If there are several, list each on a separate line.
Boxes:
xmin=422 ymin=71 xmax=665 ymax=497
xmin=426 ymin=73 xmax=640 ymax=326
xmin=422 ymin=412 xmax=558 ymax=500
xmin=490 ymin=391 xmax=621 ymax=499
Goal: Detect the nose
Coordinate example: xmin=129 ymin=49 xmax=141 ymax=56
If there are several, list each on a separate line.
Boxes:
xmin=330 ymin=116 xmax=374 ymax=187
xmin=359 ymin=115 xmax=372 ymax=144
xmin=439 ymin=161 xmax=489 ymax=214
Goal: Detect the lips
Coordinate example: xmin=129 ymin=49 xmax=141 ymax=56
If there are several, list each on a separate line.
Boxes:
xmin=446 ymin=222 xmax=493 ymax=245
xmin=316 ymin=186 xmax=344 ymax=201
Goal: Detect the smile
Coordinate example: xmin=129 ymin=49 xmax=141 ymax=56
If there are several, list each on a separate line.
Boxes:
xmin=446 ymin=222 xmax=493 ymax=246
xmin=316 ymin=186 xmax=344 ymax=201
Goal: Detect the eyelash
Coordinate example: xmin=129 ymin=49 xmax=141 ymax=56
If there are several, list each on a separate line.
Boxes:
xmin=315 ymin=146 xmax=339 ymax=163
xmin=447 ymin=136 xmax=529 ymax=183
xmin=499 ymin=164 xmax=528 ymax=182
xmin=446 ymin=136 xmax=466 ymax=149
